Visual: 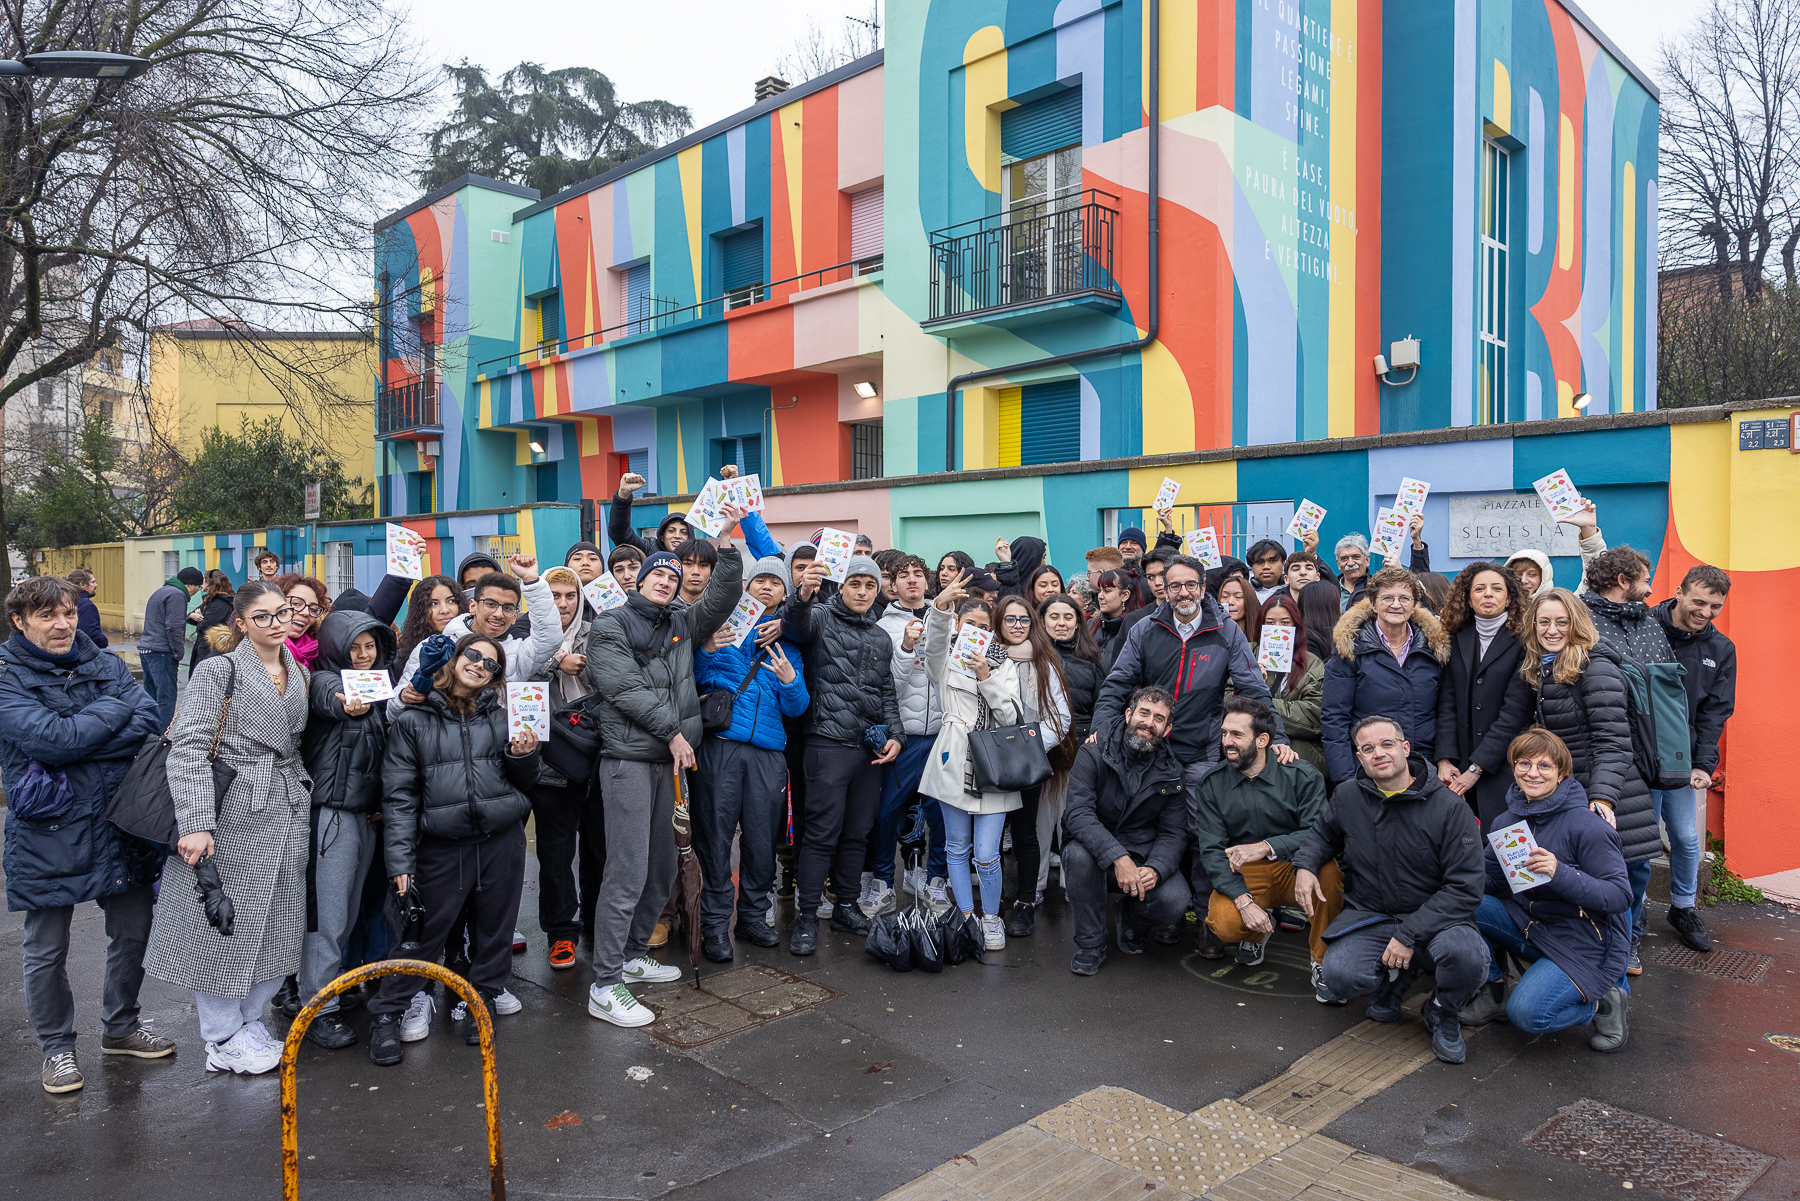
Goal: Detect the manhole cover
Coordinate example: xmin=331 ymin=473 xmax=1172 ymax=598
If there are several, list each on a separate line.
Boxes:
xmin=1653 ymin=944 xmax=1774 ymax=985
xmin=1523 ymin=1099 xmax=1773 ymax=1201
xmin=639 ymin=963 xmax=841 ymax=1049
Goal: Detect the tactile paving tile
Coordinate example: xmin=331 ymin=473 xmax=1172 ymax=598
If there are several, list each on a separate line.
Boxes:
xmin=1068 ymin=1086 xmax=1189 ymax=1138
xmin=1030 ymin=1104 xmax=1153 ymax=1159
xmin=1185 ymin=1098 xmax=1309 ymax=1153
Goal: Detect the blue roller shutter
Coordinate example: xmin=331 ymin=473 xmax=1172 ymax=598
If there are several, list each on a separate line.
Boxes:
xmin=622 ymin=262 xmax=650 ymax=327
xmin=722 ymin=228 xmax=763 ymax=291
xmin=1020 ymin=380 xmax=1081 ymax=465
xmin=1001 ymin=88 xmax=1082 ymax=161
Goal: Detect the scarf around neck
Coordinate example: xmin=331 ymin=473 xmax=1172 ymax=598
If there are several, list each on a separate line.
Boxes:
xmin=287 ymin=632 xmax=319 ymax=669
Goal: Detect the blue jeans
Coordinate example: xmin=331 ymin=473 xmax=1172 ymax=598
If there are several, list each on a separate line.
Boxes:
xmin=1476 ymin=895 xmax=1617 ymax=1032
xmin=1649 ymin=787 xmax=1702 ymax=909
xmin=869 ymin=736 xmax=946 ymax=885
xmin=139 ymin=650 xmax=179 ymax=732
xmin=937 ymin=803 xmax=1005 ymax=917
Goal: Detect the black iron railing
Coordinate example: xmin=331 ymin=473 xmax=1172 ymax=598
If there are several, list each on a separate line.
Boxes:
xmin=377 ymin=376 xmax=440 ymax=435
xmin=928 ymin=189 xmax=1119 ymax=323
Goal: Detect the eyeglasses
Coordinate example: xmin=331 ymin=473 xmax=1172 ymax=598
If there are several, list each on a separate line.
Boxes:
xmin=1354 ymin=738 xmax=1405 ymax=756
xmin=475 ymin=598 xmax=520 ymax=617
xmin=246 ymin=607 xmax=296 ymax=628
xmin=1164 ymin=580 xmax=1203 ymax=595
xmin=1514 ymin=758 xmax=1560 ymax=775
xmin=461 ymin=646 xmax=500 ymax=674
xmin=287 ymin=601 xmax=324 ymax=617
xmin=1535 ymin=617 xmax=1571 ymax=629
xmin=1001 ymin=614 xmax=1032 ymax=627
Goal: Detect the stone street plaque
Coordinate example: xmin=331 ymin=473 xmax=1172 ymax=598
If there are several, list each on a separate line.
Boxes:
xmin=1447 ymin=493 xmax=1581 ymax=559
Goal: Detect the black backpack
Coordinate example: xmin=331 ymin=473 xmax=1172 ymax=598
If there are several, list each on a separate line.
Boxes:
xmin=1616 ymin=657 xmax=1693 ymax=789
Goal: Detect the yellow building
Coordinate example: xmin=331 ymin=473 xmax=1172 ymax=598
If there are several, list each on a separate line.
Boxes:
xmin=148 ymin=320 xmax=376 ymax=490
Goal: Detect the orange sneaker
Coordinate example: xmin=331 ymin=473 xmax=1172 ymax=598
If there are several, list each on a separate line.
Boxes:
xmin=549 ymin=939 xmax=577 ymax=970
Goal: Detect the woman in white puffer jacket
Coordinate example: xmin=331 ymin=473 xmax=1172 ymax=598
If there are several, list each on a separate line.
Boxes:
xmin=919 ymin=571 xmax=1068 ymax=950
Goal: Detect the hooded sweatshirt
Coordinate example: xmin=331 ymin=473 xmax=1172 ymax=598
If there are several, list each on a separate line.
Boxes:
xmin=303 ymin=609 xmax=397 ymax=813
xmin=995 ymin=536 xmax=1047 ymax=598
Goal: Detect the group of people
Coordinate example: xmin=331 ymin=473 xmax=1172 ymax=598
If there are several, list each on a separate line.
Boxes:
xmin=0 ymin=478 xmax=1737 ymax=1092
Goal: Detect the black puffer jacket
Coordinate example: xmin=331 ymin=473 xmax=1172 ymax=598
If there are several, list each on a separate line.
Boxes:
xmin=303 ymin=610 xmax=396 ymax=814
xmin=1585 ymin=593 xmax=1675 ymax=666
xmin=783 ymin=593 xmax=903 ymax=750
xmin=1053 ymin=637 xmax=1101 ymax=743
xmin=381 ymin=687 xmax=540 ymax=878
xmin=1529 ymin=642 xmax=1656 ymax=864
xmin=581 ymin=547 xmax=742 ymax=761
xmin=1653 ymin=599 xmax=1736 ymax=774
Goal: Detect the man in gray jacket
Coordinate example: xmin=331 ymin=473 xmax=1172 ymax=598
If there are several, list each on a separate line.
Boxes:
xmin=138 ymin=567 xmax=201 ymax=729
xmin=583 ymin=503 xmax=745 ymax=1028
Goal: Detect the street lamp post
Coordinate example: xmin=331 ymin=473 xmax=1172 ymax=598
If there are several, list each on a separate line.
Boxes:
xmin=0 ymin=51 xmax=151 ymax=79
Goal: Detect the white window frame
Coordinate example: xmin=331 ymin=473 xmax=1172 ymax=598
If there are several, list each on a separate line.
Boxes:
xmin=1478 ymin=139 xmax=1510 ymax=425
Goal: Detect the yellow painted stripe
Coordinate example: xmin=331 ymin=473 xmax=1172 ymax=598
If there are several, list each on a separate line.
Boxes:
xmin=768 ymin=407 xmax=785 ymax=486
xmin=998 ymin=387 xmax=1022 ymax=467
xmin=1139 ymin=341 xmax=1196 ymax=454
xmin=516 ymin=506 xmax=536 ymax=567
xmin=962 ymin=28 xmax=1007 ymax=194
xmin=1127 ymin=461 xmax=1236 ymax=507
xmin=1160 ymin=0 xmax=1196 ymax=121
xmin=1622 ymin=160 xmax=1635 ymax=413
xmin=1558 ymin=115 xmax=1575 ymax=271
xmin=675 ymin=420 xmax=688 ymax=494
xmin=1327 ymin=0 xmax=1358 ymax=437
xmin=1489 ymin=60 xmax=1511 ymax=135
xmin=780 ymin=98 xmax=806 ymax=264
xmin=678 ymin=145 xmax=704 ymax=299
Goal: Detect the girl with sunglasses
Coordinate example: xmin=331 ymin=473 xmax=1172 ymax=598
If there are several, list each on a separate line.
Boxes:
xmin=366 ymin=633 xmax=541 ymax=1068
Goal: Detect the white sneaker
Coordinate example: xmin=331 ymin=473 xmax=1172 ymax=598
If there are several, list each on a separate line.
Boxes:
xmin=588 ymin=983 xmax=654 ymax=1027
xmin=622 ymin=955 xmax=683 ymax=984
xmin=861 ymin=880 xmax=896 ymax=917
xmin=981 ymin=914 xmax=1007 ymax=951
xmin=205 ymin=1026 xmax=280 ymax=1075
xmin=857 ymin=872 xmax=875 ymax=908
xmin=243 ymin=1020 xmax=280 ymax=1051
xmin=1049 ymin=852 xmax=1061 ymax=869
xmin=765 ymin=901 xmax=777 ymax=925
xmin=494 ymin=988 xmax=522 ymax=1015
xmin=903 ymin=866 xmax=928 ymax=900
xmin=926 ymin=877 xmax=952 ymax=917
xmin=816 ymin=895 xmax=835 ymax=918
xmin=399 ymin=991 xmax=435 ymax=1042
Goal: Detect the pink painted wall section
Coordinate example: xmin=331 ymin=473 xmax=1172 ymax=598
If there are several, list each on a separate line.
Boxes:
xmin=761 ymin=487 xmax=891 ymax=548
xmin=587 ymin=186 xmax=617 ymax=331
xmin=791 ymin=284 xmax=864 ymax=370
xmin=836 ymin=64 xmax=884 ymax=192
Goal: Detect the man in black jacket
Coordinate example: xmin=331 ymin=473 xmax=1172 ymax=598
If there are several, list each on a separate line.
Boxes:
xmin=582 ymin=504 xmax=745 ymax=1028
xmin=1293 ymin=715 xmax=1487 ymax=1065
xmin=1652 ymin=565 xmax=1736 ymax=953
xmin=1062 ymin=688 xmax=1192 ymax=975
xmin=783 ymin=554 xmax=903 ymax=955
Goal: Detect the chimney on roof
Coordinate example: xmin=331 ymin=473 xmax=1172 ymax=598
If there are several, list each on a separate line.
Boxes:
xmin=755 ymin=76 xmax=790 ymax=103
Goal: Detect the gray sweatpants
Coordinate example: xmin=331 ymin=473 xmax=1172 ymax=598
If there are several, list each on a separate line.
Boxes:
xmin=590 ymin=757 xmax=678 ymax=989
xmin=299 ymin=808 xmax=377 ymax=1014
xmin=21 ymin=885 xmax=156 ymax=1055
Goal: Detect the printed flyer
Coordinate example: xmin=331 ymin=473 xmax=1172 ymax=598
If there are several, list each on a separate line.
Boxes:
xmin=506 ymin=682 xmax=551 ymax=740
xmin=582 ymin=573 xmax=629 ymax=612
xmin=1257 ymin=625 xmax=1295 ymax=673
xmin=340 ymin=669 xmax=395 ymax=706
xmin=1182 ymin=526 xmax=1222 ymax=569
xmin=385 ymin=523 xmax=426 ymax=580
xmin=1284 ymin=499 xmax=1326 ymax=541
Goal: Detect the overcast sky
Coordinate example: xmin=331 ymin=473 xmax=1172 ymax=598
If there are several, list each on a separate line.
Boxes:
xmin=413 ymin=0 xmax=1699 ymax=136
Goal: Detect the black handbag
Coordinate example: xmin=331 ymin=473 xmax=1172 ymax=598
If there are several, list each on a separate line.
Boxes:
xmin=108 ymin=662 xmax=238 ymax=852
xmin=967 ymin=721 xmax=1053 ymax=792
xmin=700 ymin=653 xmax=765 ymax=733
xmin=543 ymin=692 xmax=605 ymax=783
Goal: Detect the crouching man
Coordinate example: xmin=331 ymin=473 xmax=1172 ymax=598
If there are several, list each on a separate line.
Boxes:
xmin=1291 ymin=715 xmax=1488 ymax=1064
xmin=1060 ymin=686 xmax=1191 ymax=975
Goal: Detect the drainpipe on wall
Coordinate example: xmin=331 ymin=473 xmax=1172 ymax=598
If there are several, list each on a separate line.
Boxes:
xmin=942 ymin=0 xmax=1161 ymax=473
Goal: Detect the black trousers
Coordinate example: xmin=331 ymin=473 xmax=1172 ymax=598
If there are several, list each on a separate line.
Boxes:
xmin=370 ymin=823 xmax=526 ymax=1012
xmin=693 ymin=737 xmax=788 ymax=934
xmin=1061 ymin=840 xmax=1193 ymax=951
xmin=532 ymin=777 xmax=603 ymax=940
xmin=779 ymin=729 xmax=808 ymax=863
xmin=579 ymin=775 xmax=605 ymax=935
xmin=1321 ymin=920 xmax=1490 ymax=1012
xmin=798 ymin=741 xmax=883 ymax=913
xmin=1005 ymin=784 xmax=1043 ymax=903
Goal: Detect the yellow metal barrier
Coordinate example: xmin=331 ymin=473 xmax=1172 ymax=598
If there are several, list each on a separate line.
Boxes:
xmin=279 ymin=959 xmax=506 ymax=1200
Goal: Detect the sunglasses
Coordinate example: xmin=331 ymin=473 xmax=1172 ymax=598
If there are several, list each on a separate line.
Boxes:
xmin=461 ymin=646 xmax=500 ymax=674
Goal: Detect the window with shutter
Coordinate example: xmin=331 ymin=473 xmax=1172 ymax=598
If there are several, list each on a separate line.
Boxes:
xmin=722 ymin=227 xmax=763 ymax=308
xmin=619 ymin=262 xmax=650 ymax=334
xmin=324 ymin=543 xmax=354 ymax=598
xmin=715 ymin=436 xmax=762 ymax=478
xmin=535 ymin=291 xmax=561 ymax=347
xmin=1001 ymin=87 xmax=1082 ymax=163
xmin=1018 ymin=380 xmax=1081 ymax=466
xmin=850 ymin=187 xmax=883 ymax=266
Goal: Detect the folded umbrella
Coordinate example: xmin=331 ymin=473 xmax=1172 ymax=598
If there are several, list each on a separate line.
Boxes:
xmin=672 ymin=767 xmax=705 ymax=980
xmin=193 ymin=856 xmax=235 ymax=937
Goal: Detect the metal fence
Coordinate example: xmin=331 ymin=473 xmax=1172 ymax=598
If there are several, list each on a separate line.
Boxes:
xmin=928 ymin=190 xmax=1119 ymax=323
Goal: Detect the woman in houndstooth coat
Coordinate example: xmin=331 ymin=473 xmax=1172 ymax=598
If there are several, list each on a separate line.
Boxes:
xmin=145 ymin=581 xmax=312 ymax=1074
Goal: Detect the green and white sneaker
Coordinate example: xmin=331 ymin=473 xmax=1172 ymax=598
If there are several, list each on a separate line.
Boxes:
xmin=622 ymin=955 xmax=682 ymax=984
xmin=588 ymin=983 xmax=654 ymax=1027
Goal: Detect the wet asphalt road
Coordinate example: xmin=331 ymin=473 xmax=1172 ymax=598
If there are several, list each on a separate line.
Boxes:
xmin=1 ymin=835 xmax=1795 ymax=1201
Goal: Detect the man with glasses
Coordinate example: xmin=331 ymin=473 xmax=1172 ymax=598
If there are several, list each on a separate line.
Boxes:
xmin=1291 ymin=715 xmax=1487 ymax=1065
xmin=1093 ymin=555 xmax=1294 ymax=957
xmin=389 ymin=554 xmax=562 ymax=717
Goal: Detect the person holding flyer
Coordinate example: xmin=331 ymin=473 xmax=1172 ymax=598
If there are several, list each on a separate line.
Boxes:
xmin=693 ymin=556 xmax=810 ymax=963
xmin=296 ymin=609 xmax=397 ymax=1051
xmin=1256 ymin=595 xmax=1326 ymax=775
xmin=1321 ymin=566 xmax=1449 ymax=788
xmin=388 ymin=555 xmax=561 ymax=720
xmin=1462 ymin=728 xmax=1633 ymax=1053
xmin=366 ymin=634 xmax=541 ymax=1067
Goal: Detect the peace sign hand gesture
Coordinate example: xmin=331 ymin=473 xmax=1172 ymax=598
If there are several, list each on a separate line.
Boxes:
xmin=762 ymin=641 xmax=797 ymax=684
xmin=935 ymin=569 xmax=971 ymax=612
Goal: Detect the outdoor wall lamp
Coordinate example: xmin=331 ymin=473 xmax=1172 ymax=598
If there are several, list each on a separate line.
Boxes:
xmin=852 ymin=381 xmax=879 ymax=399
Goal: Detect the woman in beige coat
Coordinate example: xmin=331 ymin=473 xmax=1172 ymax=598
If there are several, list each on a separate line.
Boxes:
xmin=919 ymin=572 xmax=1068 ymax=950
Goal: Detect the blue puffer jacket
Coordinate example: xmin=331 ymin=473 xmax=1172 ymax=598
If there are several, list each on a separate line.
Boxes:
xmin=1 ymin=633 xmax=163 ymax=911
xmin=1485 ymin=776 xmax=1632 ymax=1003
xmin=1322 ymin=601 xmax=1451 ymax=784
xmin=695 ymin=626 xmax=809 ymax=752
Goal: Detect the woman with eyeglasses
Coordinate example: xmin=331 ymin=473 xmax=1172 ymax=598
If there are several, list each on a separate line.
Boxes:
xmin=1460 ymin=727 xmax=1633 ymax=1052
xmin=366 ymin=633 xmax=540 ymax=1068
xmin=1321 ymin=566 xmax=1450 ymax=788
xmin=275 ymin=573 xmax=331 ymax=670
xmin=145 ymin=582 xmax=313 ymax=1076
xmin=1515 ymin=589 xmax=1651 ymax=979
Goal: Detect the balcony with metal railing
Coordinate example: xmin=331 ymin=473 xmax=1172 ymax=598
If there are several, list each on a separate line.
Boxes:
xmin=376 ymin=375 xmax=441 ymax=437
xmin=925 ymin=189 xmax=1121 ymax=331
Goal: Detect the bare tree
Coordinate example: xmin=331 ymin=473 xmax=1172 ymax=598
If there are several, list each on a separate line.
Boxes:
xmin=773 ymin=3 xmax=881 ymax=84
xmin=0 ymin=0 xmax=436 ymax=593
xmin=1659 ymin=0 xmax=1800 ymax=298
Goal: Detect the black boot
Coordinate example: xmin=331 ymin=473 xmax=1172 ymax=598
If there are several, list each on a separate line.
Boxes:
xmin=1421 ymin=993 xmax=1467 ymax=1064
xmin=1366 ymin=968 xmax=1417 ymax=1022
xmin=1005 ymin=901 xmax=1037 ymax=938
xmin=368 ymin=1014 xmax=402 ymax=1067
xmin=307 ymin=1011 xmax=357 ymax=1049
xmin=1457 ymin=980 xmax=1508 ymax=1026
xmin=702 ymin=932 xmax=734 ymax=963
xmin=456 ymin=993 xmax=496 ymax=1046
xmin=1196 ymin=924 xmax=1226 ymax=960
xmin=1589 ymin=986 xmax=1630 ymax=1053
xmin=831 ymin=903 xmax=871 ymax=935
xmin=1668 ymin=906 xmax=1713 ymax=952
xmin=275 ymin=975 xmax=301 ymax=1019
xmin=789 ymin=913 xmax=819 ymax=956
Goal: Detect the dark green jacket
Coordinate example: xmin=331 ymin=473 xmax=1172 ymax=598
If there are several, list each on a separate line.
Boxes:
xmin=1192 ymin=754 xmax=1328 ymax=900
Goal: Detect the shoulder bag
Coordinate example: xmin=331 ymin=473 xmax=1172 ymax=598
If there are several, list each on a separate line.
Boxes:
xmin=543 ymin=691 xmax=605 ymax=783
xmin=966 ymin=661 xmax=1053 ymax=792
xmin=108 ymin=661 xmax=239 ymax=852
xmin=701 ymin=651 xmax=767 ymax=733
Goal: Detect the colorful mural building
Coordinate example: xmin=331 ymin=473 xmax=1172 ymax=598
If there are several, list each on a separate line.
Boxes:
xmin=364 ymin=3 xmax=1800 ymax=890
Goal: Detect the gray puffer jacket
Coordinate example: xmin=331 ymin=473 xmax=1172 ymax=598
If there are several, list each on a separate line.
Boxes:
xmin=381 ymin=687 xmax=540 ymax=878
xmin=879 ymin=603 xmax=941 ymax=738
xmin=784 ymin=593 xmax=904 ymax=750
xmin=580 ymin=546 xmax=742 ymax=761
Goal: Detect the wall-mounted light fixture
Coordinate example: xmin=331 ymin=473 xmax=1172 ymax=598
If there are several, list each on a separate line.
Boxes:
xmin=852 ymin=380 xmax=879 ymax=399
xmin=1572 ymin=393 xmax=1593 ymax=412
xmin=529 ymin=440 xmax=545 ymax=453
